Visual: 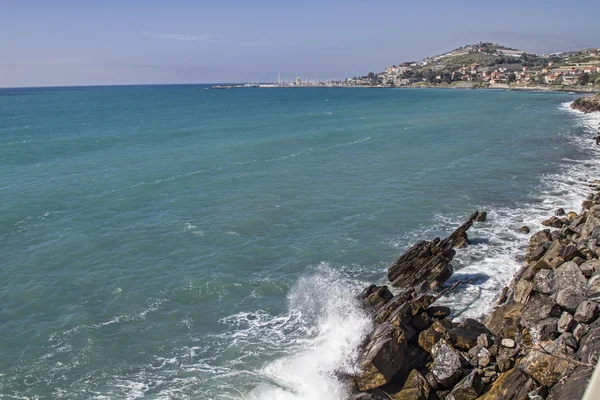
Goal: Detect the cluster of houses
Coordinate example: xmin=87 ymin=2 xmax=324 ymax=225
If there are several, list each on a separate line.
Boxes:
xmin=350 ymin=46 xmax=600 ymax=87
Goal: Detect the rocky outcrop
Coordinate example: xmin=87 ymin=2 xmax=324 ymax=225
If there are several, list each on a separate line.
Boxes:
xmin=571 ymin=93 xmax=600 ymax=113
xmin=349 ymin=177 xmax=600 ymax=399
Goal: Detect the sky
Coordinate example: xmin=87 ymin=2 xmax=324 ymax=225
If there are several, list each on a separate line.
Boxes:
xmin=1 ymin=0 xmax=600 ymax=87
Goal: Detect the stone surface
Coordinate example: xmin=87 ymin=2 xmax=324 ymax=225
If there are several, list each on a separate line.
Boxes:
xmin=553 ymin=261 xmax=587 ymax=292
xmin=521 ymin=293 xmax=561 ymax=325
xmin=355 ymin=323 xmax=407 ymax=391
xmin=477 ymin=333 xmax=493 ymax=348
xmin=525 ymin=230 xmax=552 ymax=265
xmin=579 ymin=259 xmax=600 ymax=278
xmin=448 ymin=371 xmax=483 ymax=400
xmin=425 ymin=305 xmax=451 ymax=319
xmin=513 ymin=279 xmax=532 ymax=304
xmin=361 ymin=284 xmax=393 ymax=312
xmin=431 ymin=340 xmax=465 ymax=389
xmin=447 ymin=318 xmax=490 ymax=350
xmin=521 ymin=350 xmax=576 ymax=387
xmin=556 ymin=286 xmax=586 ymax=313
xmin=574 ymin=300 xmax=598 ymax=323
xmin=542 ymin=216 xmax=565 ymax=228
xmin=501 ymin=338 xmax=515 ymax=348
xmin=477 ymin=366 xmax=535 ymax=400
xmin=573 ymin=322 xmax=590 ymax=341
xmin=532 ymin=269 xmax=554 ymax=295
xmin=477 ymin=347 xmax=492 ymax=368
xmin=557 ymin=312 xmax=575 ymax=333
xmin=388 ymin=369 xmax=431 ymax=400
xmin=518 ymin=226 xmax=530 ymax=234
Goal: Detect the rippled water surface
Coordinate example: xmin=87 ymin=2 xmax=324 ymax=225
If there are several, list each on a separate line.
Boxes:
xmin=1 ymin=86 xmax=598 ymax=399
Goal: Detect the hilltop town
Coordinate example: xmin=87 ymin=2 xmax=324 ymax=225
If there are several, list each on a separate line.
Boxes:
xmin=348 ymin=42 xmax=600 ymax=91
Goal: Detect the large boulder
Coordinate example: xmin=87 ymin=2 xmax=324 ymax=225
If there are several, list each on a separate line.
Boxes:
xmin=431 ymin=340 xmax=465 ymax=389
xmin=447 ymin=318 xmax=490 ymax=350
xmin=477 ymin=366 xmax=536 ymax=400
xmin=553 ymin=261 xmax=587 ymax=293
xmin=355 ymin=323 xmax=407 ymax=391
xmin=387 ymin=369 xmax=431 ymax=400
xmin=388 ymin=220 xmax=473 ymax=290
xmin=447 ymin=371 xmax=483 ymax=400
xmin=525 ymin=230 xmax=553 ymax=266
xmin=520 ymin=350 xmax=576 ymax=387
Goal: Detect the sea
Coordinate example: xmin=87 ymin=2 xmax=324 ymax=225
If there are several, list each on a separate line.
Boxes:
xmin=1 ymin=85 xmax=600 ymax=399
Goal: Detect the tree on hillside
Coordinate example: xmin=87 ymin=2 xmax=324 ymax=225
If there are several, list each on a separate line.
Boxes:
xmin=507 ymin=73 xmax=517 ymax=84
xmin=578 ymin=73 xmax=590 ymax=86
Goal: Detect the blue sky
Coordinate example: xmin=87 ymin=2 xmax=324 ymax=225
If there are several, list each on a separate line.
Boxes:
xmin=1 ymin=0 xmax=599 ymax=87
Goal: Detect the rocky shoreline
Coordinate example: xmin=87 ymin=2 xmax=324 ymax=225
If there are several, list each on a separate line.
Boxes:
xmin=345 ymin=132 xmax=600 ymax=398
xmin=571 ymin=93 xmax=600 ymax=113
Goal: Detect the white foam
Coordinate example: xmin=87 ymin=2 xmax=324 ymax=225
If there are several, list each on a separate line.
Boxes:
xmin=227 ymin=266 xmax=373 ymax=400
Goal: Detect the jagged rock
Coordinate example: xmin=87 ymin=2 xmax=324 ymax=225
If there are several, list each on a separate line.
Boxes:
xmin=485 ymin=301 xmax=525 ymax=339
xmin=542 ymin=216 xmax=566 ymax=228
xmin=496 ymin=354 xmax=512 ymax=372
xmin=532 ymin=269 xmax=554 ymax=295
xmin=513 ymin=280 xmax=532 ymax=304
xmin=373 ymin=289 xmax=413 ymax=323
xmin=431 ymin=340 xmax=465 ymax=389
xmin=361 ymin=284 xmax=394 ymax=312
xmin=572 ymin=256 xmax=586 ymax=266
xmin=525 ymin=230 xmax=552 ymax=265
xmin=411 ymin=312 xmax=434 ymax=331
xmin=477 ymin=333 xmax=493 ymax=348
xmin=426 ymin=371 xmax=443 ymax=391
xmin=555 ymin=208 xmax=566 ymax=216
xmin=556 ymin=286 xmax=586 ymax=313
xmin=567 ymin=211 xmax=578 ymax=221
xmin=448 ymin=319 xmax=490 ymax=350
xmin=447 ymin=371 xmax=483 ymax=400
xmin=589 ymin=275 xmax=600 ymax=294
xmin=475 ymin=211 xmax=487 ymax=222
xmin=559 ymin=245 xmax=583 ymax=261
xmin=580 ymin=259 xmax=600 ymax=278
xmin=501 ymin=338 xmax=515 ymax=348
xmin=387 ymin=239 xmax=454 ymax=291
xmin=355 ymin=323 xmax=407 ymax=391
xmin=574 ymin=300 xmax=598 ymax=323
xmin=521 ymin=350 xmax=576 ymax=387
xmin=557 ymin=312 xmax=575 ymax=333
xmin=518 ymin=226 xmax=530 ymax=234
xmin=419 ymin=326 xmax=443 ymax=355
xmin=553 ymin=261 xmax=587 ymax=292
xmin=388 ymin=369 xmax=431 ymax=400
xmin=477 ymin=347 xmax=493 ymax=367
xmin=579 ymin=209 xmax=600 ymax=241
xmin=557 ymin=332 xmax=578 ymax=350
xmin=573 ymin=322 xmax=590 ymax=341
xmin=521 ymin=294 xmax=561 ymax=325
xmin=425 ymin=305 xmax=451 ymax=319
xmin=528 ymin=318 xmax=559 ymax=343
xmin=478 ymin=366 xmax=535 ymax=400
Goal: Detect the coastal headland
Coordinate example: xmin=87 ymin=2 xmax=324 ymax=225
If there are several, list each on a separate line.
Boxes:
xmin=344 ymin=99 xmax=600 ymax=399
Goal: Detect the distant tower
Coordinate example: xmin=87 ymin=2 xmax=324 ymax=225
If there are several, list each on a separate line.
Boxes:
xmin=295 ymin=76 xmax=301 ymax=86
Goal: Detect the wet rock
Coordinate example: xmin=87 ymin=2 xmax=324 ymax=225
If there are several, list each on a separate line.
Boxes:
xmin=574 ymin=300 xmax=598 ymax=323
xmin=555 ymin=208 xmax=566 ymax=216
xmin=567 ymin=211 xmax=578 ymax=221
xmin=542 ymin=216 xmax=565 ymax=228
xmin=388 ymin=369 xmax=431 ymax=400
xmin=501 ymin=338 xmax=515 ymax=348
xmin=475 ymin=211 xmax=487 ymax=222
xmin=447 ymin=319 xmax=490 ymax=350
xmin=556 ymin=286 xmax=586 ymax=313
xmin=388 ymin=237 xmax=455 ymax=291
xmin=521 ymin=350 xmax=576 ymax=387
xmin=431 ymin=340 xmax=465 ymax=389
xmin=355 ymin=323 xmax=407 ymax=391
xmin=518 ymin=226 xmax=530 ymax=234
xmin=478 ymin=366 xmax=535 ymax=400
xmin=532 ymin=269 xmax=554 ymax=295
xmin=525 ymin=230 xmax=552 ymax=265
xmin=425 ymin=306 xmax=451 ymax=319
xmin=361 ymin=284 xmax=394 ymax=312
xmin=447 ymin=371 xmax=483 ymax=400
xmin=373 ymin=290 xmax=413 ymax=323
xmin=410 ymin=312 xmax=434 ymax=331
xmin=557 ymin=312 xmax=575 ymax=333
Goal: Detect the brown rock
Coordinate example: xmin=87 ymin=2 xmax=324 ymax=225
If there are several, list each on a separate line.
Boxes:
xmin=477 ymin=366 xmax=535 ymax=400
xmin=448 ymin=371 xmax=483 ymax=400
xmin=388 ymin=369 xmax=431 ymax=400
xmin=431 ymin=340 xmax=465 ymax=389
xmin=520 ymin=350 xmax=576 ymax=387
xmin=518 ymin=226 xmax=530 ymax=234
xmin=574 ymin=300 xmax=598 ymax=323
xmin=447 ymin=319 xmax=490 ymax=350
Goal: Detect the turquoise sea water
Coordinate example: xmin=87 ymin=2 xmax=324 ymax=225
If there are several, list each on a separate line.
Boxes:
xmin=1 ymin=86 xmax=599 ymax=399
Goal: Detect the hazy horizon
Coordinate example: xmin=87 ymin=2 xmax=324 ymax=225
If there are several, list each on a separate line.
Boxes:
xmin=2 ymin=0 xmax=600 ymax=88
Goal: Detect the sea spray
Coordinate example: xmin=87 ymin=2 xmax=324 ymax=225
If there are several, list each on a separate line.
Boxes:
xmin=246 ymin=266 xmax=372 ymax=400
